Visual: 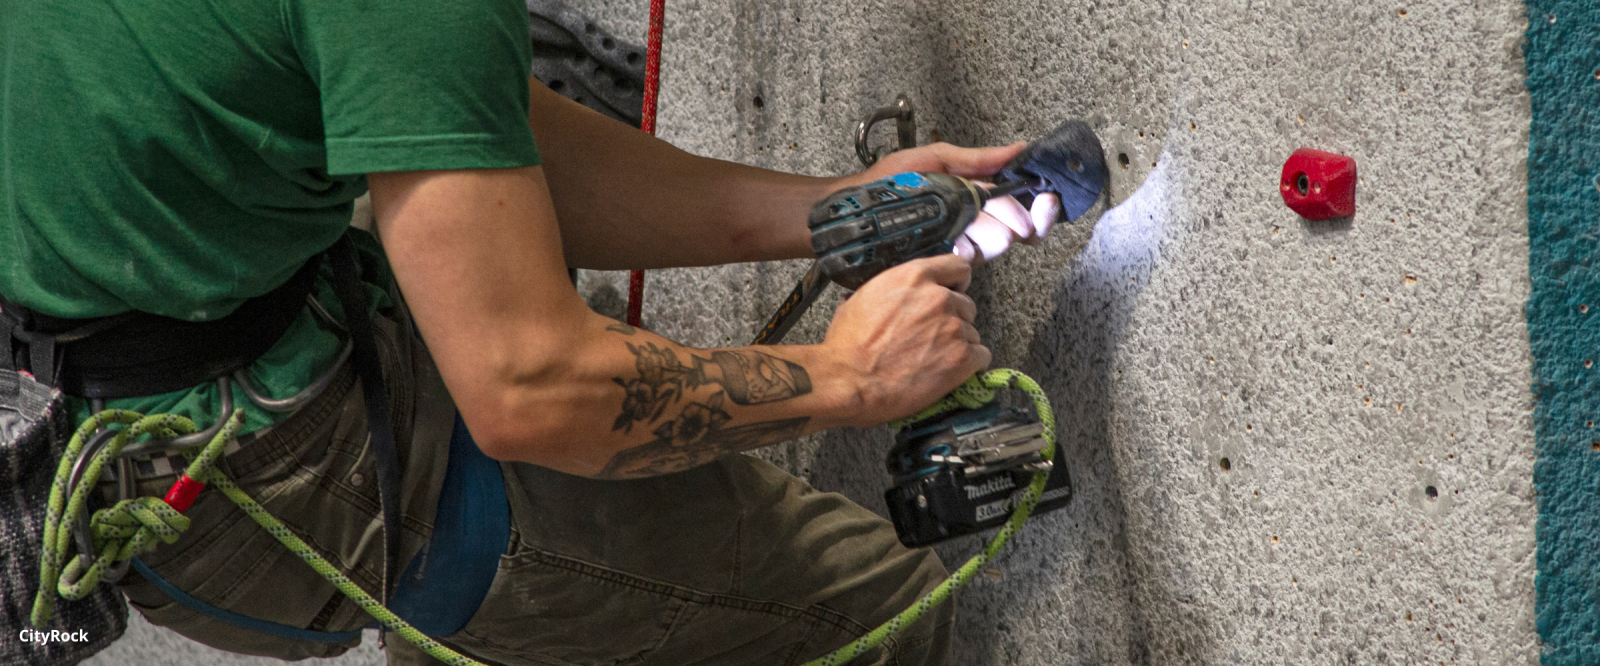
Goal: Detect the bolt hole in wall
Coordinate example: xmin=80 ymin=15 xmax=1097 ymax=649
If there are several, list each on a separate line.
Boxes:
xmin=1220 ymin=457 xmax=1232 ymax=472
xmin=1118 ymin=152 xmax=1130 ymax=169
xmin=1425 ymin=485 xmax=1439 ymax=501
xmin=753 ymin=95 xmax=764 ymax=109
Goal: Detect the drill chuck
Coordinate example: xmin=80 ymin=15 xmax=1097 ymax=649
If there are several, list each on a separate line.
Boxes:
xmin=977 ymin=176 xmax=1042 ymax=202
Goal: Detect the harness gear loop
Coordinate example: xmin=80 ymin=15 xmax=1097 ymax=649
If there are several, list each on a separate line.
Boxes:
xmin=31 ymin=409 xmax=208 ymax=627
xmin=30 ymin=406 xmax=495 ymax=666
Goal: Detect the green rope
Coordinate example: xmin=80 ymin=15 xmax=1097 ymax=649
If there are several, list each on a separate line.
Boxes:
xmin=804 ymin=368 xmax=1056 ymax=666
xmin=31 ymin=368 xmax=1055 ymax=666
xmin=30 ymin=408 xmax=490 ymax=666
xmin=32 ymin=410 xmax=192 ymax=626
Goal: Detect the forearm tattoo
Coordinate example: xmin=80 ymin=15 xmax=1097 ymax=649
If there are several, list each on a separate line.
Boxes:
xmin=599 ymin=393 xmax=809 ymax=478
xmin=688 ymin=351 xmax=812 ymax=405
xmin=600 ymin=327 xmax=813 ymax=478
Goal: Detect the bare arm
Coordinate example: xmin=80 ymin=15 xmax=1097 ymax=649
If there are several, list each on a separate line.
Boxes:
xmin=525 ymin=80 xmax=1056 ymax=270
xmin=368 ymin=166 xmax=987 ymax=478
xmin=527 ymin=82 xmax=823 ymax=269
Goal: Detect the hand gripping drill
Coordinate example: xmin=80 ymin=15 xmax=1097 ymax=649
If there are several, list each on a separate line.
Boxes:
xmin=751 ymin=119 xmax=1111 ymax=345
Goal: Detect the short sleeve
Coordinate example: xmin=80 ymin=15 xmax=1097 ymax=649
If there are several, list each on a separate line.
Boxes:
xmin=288 ymin=0 xmax=541 ymax=175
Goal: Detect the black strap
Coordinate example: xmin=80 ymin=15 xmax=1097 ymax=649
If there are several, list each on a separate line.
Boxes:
xmin=0 ymin=318 xmax=16 ymax=397
xmin=327 ymin=235 xmax=403 ymax=603
xmin=0 ymin=256 xmax=321 ymax=398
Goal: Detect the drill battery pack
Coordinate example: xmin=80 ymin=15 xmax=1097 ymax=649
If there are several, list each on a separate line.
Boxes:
xmin=883 ymin=402 xmax=1072 ymax=548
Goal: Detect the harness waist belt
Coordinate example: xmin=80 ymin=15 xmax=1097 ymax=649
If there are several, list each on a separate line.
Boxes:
xmin=0 ymin=255 xmax=321 ymax=399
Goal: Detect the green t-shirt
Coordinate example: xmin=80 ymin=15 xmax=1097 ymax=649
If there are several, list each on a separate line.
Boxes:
xmin=1 ymin=0 xmax=542 ymax=432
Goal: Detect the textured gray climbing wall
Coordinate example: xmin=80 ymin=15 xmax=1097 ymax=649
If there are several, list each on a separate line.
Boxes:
xmin=90 ymin=0 xmax=1544 ymax=664
xmin=570 ymin=0 xmax=1541 ymax=664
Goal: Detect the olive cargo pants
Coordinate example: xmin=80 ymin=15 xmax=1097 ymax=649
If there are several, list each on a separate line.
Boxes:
xmin=110 ymin=308 xmax=953 ymax=665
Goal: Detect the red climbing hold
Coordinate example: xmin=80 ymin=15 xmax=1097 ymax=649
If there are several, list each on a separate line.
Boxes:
xmin=1280 ymin=148 xmax=1357 ymax=220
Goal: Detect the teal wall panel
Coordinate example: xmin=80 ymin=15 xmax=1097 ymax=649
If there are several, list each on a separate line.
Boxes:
xmin=1529 ymin=1 xmax=1600 ymax=663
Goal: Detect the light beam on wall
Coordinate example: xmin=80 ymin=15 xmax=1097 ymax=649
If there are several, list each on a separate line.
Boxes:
xmin=1078 ymin=157 xmax=1172 ymax=284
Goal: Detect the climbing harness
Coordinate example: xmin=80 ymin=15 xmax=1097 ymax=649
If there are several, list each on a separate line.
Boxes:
xmin=30 ymin=408 xmax=493 ymax=666
xmin=23 ymin=232 xmax=506 ymax=663
xmin=7 ymin=230 xmax=492 ymax=647
xmin=1 ymin=234 xmax=325 ymax=664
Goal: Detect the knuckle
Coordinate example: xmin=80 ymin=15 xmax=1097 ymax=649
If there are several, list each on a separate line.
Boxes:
xmin=907 ymin=260 xmax=934 ymax=280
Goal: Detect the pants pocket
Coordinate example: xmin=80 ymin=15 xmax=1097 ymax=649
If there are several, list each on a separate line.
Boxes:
xmin=123 ymin=532 xmax=363 ymax=660
xmin=452 ymin=549 xmax=691 ymax=666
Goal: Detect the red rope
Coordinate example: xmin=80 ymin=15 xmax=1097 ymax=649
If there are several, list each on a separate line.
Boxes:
xmin=627 ymin=0 xmax=666 ymax=328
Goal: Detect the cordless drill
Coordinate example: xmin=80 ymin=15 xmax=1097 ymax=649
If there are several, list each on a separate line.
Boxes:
xmin=753 ymin=119 xmax=1108 ymax=548
xmin=752 ymin=119 xmax=1109 ymax=345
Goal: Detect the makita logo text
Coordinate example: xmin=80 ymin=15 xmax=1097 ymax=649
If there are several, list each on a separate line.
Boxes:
xmin=966 ymin=476 xmax=1016 ymax=499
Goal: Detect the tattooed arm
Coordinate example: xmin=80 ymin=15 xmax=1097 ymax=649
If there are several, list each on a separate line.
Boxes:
xmin=592 ymin=326 xmax=816 ymax=478
xmin=372 ymin=166 xmax=987 ymax=479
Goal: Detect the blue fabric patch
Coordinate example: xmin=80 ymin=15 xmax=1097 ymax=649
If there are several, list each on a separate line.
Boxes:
xmin=1527 ymin=2 xmax=1600 ymax=663
xmin=388 ymin=414 xmax=509 ymax=637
